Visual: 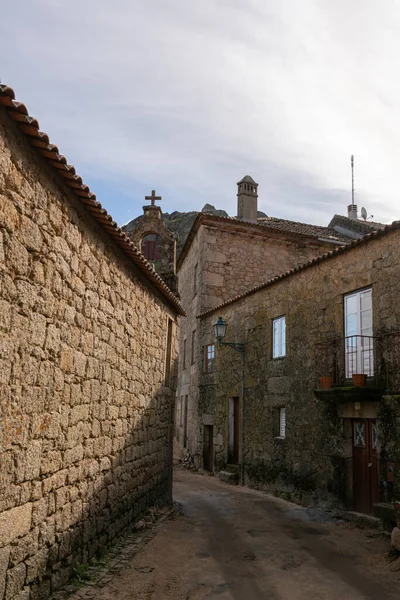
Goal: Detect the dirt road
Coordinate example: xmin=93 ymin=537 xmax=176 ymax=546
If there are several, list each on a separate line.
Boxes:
xmin=90 ymin=469 xmax=399 ymax=600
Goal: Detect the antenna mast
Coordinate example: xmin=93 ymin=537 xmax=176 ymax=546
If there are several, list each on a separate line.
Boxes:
xmin=351 ymin=155 xmax=355 ymax=205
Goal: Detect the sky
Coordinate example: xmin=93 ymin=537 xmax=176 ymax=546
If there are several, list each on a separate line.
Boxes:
xmin=1 ymin=0 xmax=399 ymax=226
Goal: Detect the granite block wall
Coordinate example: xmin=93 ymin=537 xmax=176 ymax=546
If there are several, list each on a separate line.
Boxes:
xmin=199 ymin=229 xmax=400 ymax=505
xmin=0 ymin=109 xmax=178 ymax=599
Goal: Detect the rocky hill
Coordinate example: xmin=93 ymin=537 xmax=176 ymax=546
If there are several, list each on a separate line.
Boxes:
xmin=123 ymin=204 xmax=268 ymax=256
xmin=122 ymin=204 xmax=229 ymax=256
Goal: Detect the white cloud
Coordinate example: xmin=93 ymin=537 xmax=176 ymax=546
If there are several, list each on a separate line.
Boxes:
xmin=1 ymin=0 xmax=399 ymax=225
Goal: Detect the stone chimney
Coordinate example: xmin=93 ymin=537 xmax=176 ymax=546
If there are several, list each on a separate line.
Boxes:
xmin=347 ymin=204 xmax=358 ymax=220
xmin=237 ymin=175 xmax=258 ymax=222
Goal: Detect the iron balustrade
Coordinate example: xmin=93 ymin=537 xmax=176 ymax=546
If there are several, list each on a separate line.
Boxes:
xmin=316 ymin=333 xmax=400 ymax=391
xmin=316 ymin=335 xmax=378 ymax=387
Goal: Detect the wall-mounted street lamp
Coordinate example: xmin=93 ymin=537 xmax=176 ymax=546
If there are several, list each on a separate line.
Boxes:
xmin=213 ymin=317 xmax=245 ymax=486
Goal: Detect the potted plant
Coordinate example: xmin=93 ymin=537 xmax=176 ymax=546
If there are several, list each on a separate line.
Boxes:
xmin=352 ymin=373 xmax=366 ymax=387
xmin=319 ymin=376 xmax=333 ymax=389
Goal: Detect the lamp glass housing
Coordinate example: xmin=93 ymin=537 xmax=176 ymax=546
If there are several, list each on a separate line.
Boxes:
xmin=214 ymin=316 xmax=227 ymax=341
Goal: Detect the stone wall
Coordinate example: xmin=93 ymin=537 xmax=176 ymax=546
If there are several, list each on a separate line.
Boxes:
xmin=175 ymin=216 xmax=337 ymax=463
xmin=0 ymin=109 xmax=178 ymax=599
xmin=128 ymin=204 xmax=178 ymax=295
xmin=174 ymin=226 xmax=203 ymax=461
xmin=199 ymin=228 xmax=400 ymax=506
xmin=201 ymin=221 xmax=333 ymax=312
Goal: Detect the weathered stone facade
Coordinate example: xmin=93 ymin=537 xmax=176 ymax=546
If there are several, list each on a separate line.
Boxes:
xmin=175 ymin=211 xmax=344 ymax=463
xmin=128 ymin=202 xmax=178 ymax=295
xmin=0 ymin=97 xmax=180 ymax=599
xmin=198 ymin=226 xmax=400 ymax=512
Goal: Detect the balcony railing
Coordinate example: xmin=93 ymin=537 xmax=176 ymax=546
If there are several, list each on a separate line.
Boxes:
xmin=316 ymin=335 xmax=378 ymax=387
xmin=316 ymin=333 xmax=400 ymax=391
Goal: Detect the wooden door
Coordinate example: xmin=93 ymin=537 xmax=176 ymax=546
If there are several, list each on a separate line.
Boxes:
xmin=183 ymin=396 xmax=188 ymax=448
xmin=228 ymin=397 xmax=240 ymax=464
xmin=353 ymin=419 xmax=378 ymax=514
xmin=203 ymin=425 xmax=213 ymax=471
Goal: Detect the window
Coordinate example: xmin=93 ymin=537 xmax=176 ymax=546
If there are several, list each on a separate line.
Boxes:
xmin=279 ymin=407 xmax=286 ymax=438
xmin=182 ymin=339 xmax=187 ymax=369
xmin=141 ymin=233 xmax=162 ymax=269
xmin=354 ymin=421 xmax=366 ymax=448
xmin=205 ymin=344 xmax=215 ymax=374
xmin=165 ymin=318 xmax=173 ymax=386
xmin=193 ymin=263 xmax=198 ymax=296
xmin=179 ymin=395 xmax=184 ymax=426
xmin=274 ymin=406 xmax=286 ymax=439
xmin=344 ymin=288 xmax=373 ymax=377
xmin=191 ymin=330 xmax=196 ymax=364
xmin=273 ymin=316 xmax=286 ymax=358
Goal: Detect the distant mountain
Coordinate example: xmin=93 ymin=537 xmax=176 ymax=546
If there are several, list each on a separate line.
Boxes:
xmin=122 ymin=204 xmax=226 ymax=256
xmin=122 ymin=204 xmax=268 ymax=256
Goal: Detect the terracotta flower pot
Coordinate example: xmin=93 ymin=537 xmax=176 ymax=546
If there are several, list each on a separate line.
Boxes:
xmin=352 ymin=373 xmax=366 ymax=387
xmin=320 ymin=376 xmax=333 ymax=389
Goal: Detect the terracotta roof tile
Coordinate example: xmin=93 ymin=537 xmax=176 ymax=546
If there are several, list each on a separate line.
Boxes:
xmin=0 ymin=84 xmax=185 ymax=316
xmin=197 ymin=220 xmax=400 ymax=319
xmin=257 ymin=216 xmax=350 ymax=242
xmin=177 ymin=212 xmax=350 ymax=271
xmin=328 ymin=214 xmax=386 ymax=234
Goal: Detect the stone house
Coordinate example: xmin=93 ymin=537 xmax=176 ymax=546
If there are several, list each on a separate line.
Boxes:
xmin=198 ymin=222 xmax=400 ymax=518
xmin=0 ymin=84 xmax=184 ymax=600
xmin=174 ymin=175 xmax=361 ymax=463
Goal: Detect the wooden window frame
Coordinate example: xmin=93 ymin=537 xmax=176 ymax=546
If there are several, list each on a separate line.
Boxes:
xmin=279 ymin=407 xmax=286 ymax=438
xmin=191 ymin=329 xmax=196 ymax=364
xmin=205 ymin=344 xmax=215 ymax=374
xmin=272 ymin=315 xmax=286 ymax=359
xmin=182 ymin=338 xmax=187 ymax=370
xmin=274 ymin=406 xmax=286 ymax=439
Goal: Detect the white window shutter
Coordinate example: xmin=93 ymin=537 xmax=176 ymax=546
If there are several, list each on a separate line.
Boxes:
xmin=279 ymin=407 xmax=286 ymax=438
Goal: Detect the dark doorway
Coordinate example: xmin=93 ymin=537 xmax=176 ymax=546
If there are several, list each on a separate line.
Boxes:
xmin=183 ymin=396 xmax=188 ymax=449
xmin=353 ymin=419 xmax=379 ymax=514
xmin=228 ymin=397 xmax=240 ymax=464
xmin=203 ymin=425 xmax=213 ymax=471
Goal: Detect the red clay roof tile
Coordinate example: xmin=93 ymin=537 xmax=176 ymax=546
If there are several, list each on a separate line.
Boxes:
xmin=0 ymin=84 xmax=185 ymax=317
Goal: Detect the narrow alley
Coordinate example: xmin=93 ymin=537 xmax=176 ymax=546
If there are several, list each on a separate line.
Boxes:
xmin=77 ymin=469 xmax=399 ymax=600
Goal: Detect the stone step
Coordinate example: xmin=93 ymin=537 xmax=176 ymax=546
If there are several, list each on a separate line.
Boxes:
xmin=218 ymin=471 xmax=239 ymax=485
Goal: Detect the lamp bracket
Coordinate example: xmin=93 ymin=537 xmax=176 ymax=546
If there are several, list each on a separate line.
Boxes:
xmin=218 ymin=341 xmax=245 ymax=354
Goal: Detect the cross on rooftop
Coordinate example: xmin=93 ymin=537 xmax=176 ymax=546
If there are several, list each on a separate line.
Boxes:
xmin=145 ymin=190 xmax=162 ymax=206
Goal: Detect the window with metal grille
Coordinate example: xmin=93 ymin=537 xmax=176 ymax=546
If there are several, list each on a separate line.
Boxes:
xmin=344 ymin=288 xmax=373 ymax=377
xmin=205 ymin=344 xmax=215 ymax=374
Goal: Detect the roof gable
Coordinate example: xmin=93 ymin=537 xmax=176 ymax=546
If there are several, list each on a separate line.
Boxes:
xmin=198 ymin=220 xmax=400 ymax=319
xmin=0 ymin=84 xmax=185 ymax=316
xmin=177 ymin=212 xmax=350 ymax=271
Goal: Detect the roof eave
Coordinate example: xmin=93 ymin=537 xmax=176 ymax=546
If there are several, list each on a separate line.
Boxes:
xmin=197 ymin=221 xmax=400 ymax=319
xmin=0 ymin=84 xmax=185 ymax=317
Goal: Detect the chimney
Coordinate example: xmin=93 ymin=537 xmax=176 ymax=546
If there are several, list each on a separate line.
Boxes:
xmin=348 ymin=204 xmax=358 ymax=220
xmin=237 ymin=175 xmax=258 ymax=222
